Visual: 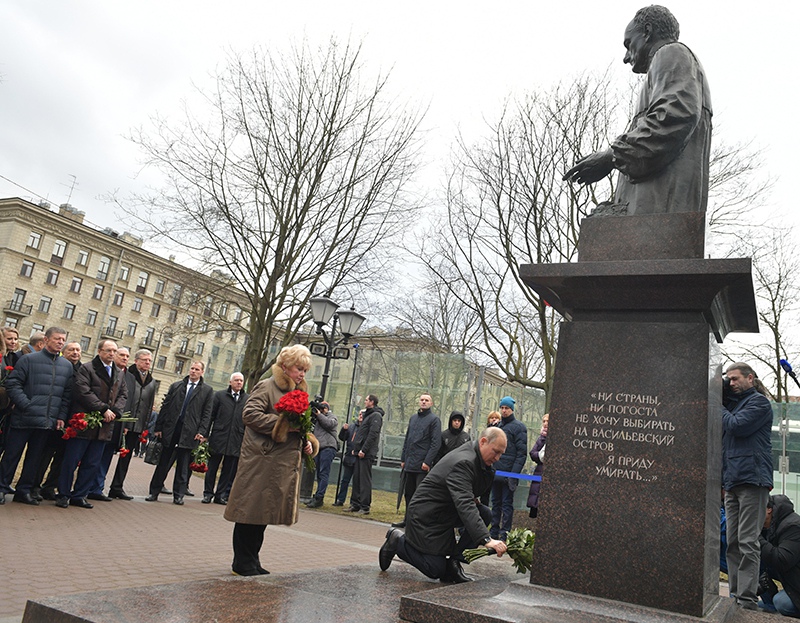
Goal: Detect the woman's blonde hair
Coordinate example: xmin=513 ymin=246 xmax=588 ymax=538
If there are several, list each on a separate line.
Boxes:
xmin=486 ymin=410 xmax=501 ymax=425
xmin=276 ymin=344 xmax=312 ymax=371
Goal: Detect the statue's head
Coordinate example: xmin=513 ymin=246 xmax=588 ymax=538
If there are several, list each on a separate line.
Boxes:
xmin=624 ymin=5 xmax=680 ymax=74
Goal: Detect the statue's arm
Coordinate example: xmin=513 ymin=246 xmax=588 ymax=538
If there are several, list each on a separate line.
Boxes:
xmin=563 ymin=149 xmax=614 ymax=184
xmin=611 ymin=44 xmax=704 ymax=181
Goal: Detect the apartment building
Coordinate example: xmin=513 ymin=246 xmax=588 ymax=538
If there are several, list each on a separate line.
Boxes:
xmin=0 ymin=197 xmax=250 ymax=396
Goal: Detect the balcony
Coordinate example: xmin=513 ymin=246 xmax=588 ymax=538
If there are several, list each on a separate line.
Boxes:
xmin=174 ymin=348 xmax=195 ymax=360
xmin=4 ymin=300 xmax=33 ymax=317
xmin=139 ymin=337 xmax=157 ymax=349
xmin=101 ymin=327 xmax=124 ymax=340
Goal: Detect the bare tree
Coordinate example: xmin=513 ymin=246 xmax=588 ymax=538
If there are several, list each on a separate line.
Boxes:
xmin=723 ymin=229 xmax=800 ymax=401
xmin=120 ymin=39 xmax=424 ymax=388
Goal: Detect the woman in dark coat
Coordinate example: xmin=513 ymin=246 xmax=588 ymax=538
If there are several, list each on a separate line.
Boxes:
xmin=527 ymin=413 xmax=548 ymax=519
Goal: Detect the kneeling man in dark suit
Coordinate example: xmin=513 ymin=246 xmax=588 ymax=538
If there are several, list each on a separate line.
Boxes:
xmin=378 ymin=427 xmax=508 ymax=582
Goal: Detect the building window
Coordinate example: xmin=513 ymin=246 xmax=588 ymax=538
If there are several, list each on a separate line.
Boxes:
xmin=11 ymin=289 xmax=27 ymax=308
xmin=79 ymin=335 xmax=91 ymax=351
xmin=70 ymin=277 xmax=83 ymax=293
xmin=113 ymin=291 xmax=124 ymax=306
xmin=27 ymin=231 xmax=42 ymax=249
xmin=174 ymin=360 xmax=185 ymax=375
xmin=107 ymin=316 xmax=118 ymax=332
xmin=136 ymin=271 xmax=149 ymax=294
xmin=171 ymin=285 xmax=182 ymax=306
xmin=229 ymin=330 xmax=238 ymax=343
xmin=31 ymin=323 xmax=45 ymax=336
xmin=119 ymin=265 xmax=130 ymax=281
xmin=185 ymin=314 xmax=194 ymax=328
xmin=215 ymin=326 xmax=223 ymax=338
xmin=150 ymin=303 xmax=161 ymax=318
xmin=127 ymin=321 xmax=137 ymax=337
xmin=97 ymin=256 xmax=111 ymax=280
xmin=196 ymin=341 xmax=205 ymax=355
xmin=156 ymin=356 xmax=167 ymax=370
xmin=92 ymin=284 xmax=105 ymax=300
xmin=63 ymin=303 xmax=75 ymax=320
xmin=86 ymin=309 xmax=98 ymax=326
xmin=132 ymin=297 xmax=142 ymax=313
xmin=200 ymin=320 xmax=209 ymax=332
xmin=38 ymin=296 xmax=52 ymax=313
xmin=179 ymin=337 xmax=190 ymax=354
xmin=155 ymin=279 xmax=165 ymax=295
xmin=20 ymin=260 xmax=34 ymax=278
xmin=233 ymin=308 xmax=242 ymax=322
xmin=143 ymin=326 xmax=155 ymax=345
xmin=211 ymin=345 xmax=220 ymax=358
xmin=76 ymin=250 xmax=89 ymax=267
xmin=168 ymin=309 xmax=178 ymax=323
xmin=219 ymin=302 xmax=229 ymax=318
xmin=4 ymin=317 xmax=18 ymax=328
xmin=51 ymin=240 xmax=67 ymax=265
xmin=203 ymin=296 xmax=213 ymax=317
xmin=225 ymin=350 xmax=234 ymax=363
xmin=45 ymin=269 xmax=59 ymax=286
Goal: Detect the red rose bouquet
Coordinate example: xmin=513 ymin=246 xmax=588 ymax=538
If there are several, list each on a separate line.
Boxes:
xmin=62 ymin=411 xmax=103 ymax=440
xmin=273 ymin=390 xmax=317 ymax=471
xmin=190 ymin=441 xmax=210 ymax=473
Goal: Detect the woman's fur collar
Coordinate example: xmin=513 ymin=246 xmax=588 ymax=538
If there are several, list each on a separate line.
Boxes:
xmin=271 ymin=363 xmax=309 ymax=393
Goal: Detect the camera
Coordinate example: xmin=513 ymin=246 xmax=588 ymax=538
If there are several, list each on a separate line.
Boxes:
xmin=310 ymin=394 xmax=326 ymax=414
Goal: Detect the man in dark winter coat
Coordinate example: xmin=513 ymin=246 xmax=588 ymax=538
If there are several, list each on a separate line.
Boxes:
xmin=203 ymin=372 xmax=247 ymax=505
xmin=306 ymin=400 xmax=338 ymax=508
xmin=334 ymin=410 xmax=361 ymax=506
xmin=722 ymin=362 xmax=773 ymax=611
xmin=491 ymin=396 xmax=528 ymax=541
xmin=0 ymin=327 xmax=72 ymax=505
xmin=438 ymin=410 xmax=471 ymax=461
xmin=347 ymin=394 xmax=383 ymax=515
xmin=57 ymin=339 xmax=128 ymax=509
xmin=393 ymin=394 xmax=441 ymax=528
xmin=146 ymin=361 xmax=214 ymax=505
xmin=759 ymin=495 xmax=800 ymax=616
xmin=108 ymin=349 xmax=156 ymax=499
xmin=378 ymin=427 xmax=508 ymax=582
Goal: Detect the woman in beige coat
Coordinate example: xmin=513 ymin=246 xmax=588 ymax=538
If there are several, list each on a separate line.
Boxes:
xmin=224 ymin=344 xmax=315 ymax=575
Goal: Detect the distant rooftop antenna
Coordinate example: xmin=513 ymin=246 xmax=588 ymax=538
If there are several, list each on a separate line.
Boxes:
xmin=62 ymin=174 xmax=78 ymax=204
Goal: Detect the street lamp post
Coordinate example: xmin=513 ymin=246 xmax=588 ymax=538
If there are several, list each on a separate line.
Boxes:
xmin=309 ymin=296 xmax=366 ymax=400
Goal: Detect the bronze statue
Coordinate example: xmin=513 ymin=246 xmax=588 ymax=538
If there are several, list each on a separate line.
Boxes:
xmin=564 ymin=6 xmax=712 ymax=216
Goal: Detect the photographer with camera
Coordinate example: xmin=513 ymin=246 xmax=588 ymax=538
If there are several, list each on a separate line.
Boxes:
xmin=305 ymin=398 xmax=338 ymax=508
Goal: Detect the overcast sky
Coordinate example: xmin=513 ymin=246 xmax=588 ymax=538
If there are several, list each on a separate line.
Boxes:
xmin=1 ymin=1 xmax=796 ymax=238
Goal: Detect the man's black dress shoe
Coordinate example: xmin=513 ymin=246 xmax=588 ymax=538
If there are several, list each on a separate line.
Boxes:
xmin=305 ymin=498 xmax=323 ymax=508
xmin=379 ymin=528 xmax=403 ymax=571
xmin=31 ymin=490 xmax=44 ymax=502
xmin=440 ymin=558 xmax=472 ymax=583
xmin=109 ymin=490 xmax=134 ymax=500
xmin=40 ymin=488 xmax=57 ymax=501
xmin=160 ymin=487 xmax=172 ymax=495
xmin=55 ymin=497 xmax=69 ymax=508
xmin=69 ymin=497 xmax=94 ymax=509
xmin=185 ymin=489 xmax=195 ymax=497
xmin=390 ymin=520 xmax=406 ymax=528
xmin=13 ymin=492 xmax=40 ymax=506
xmin=257 ymin=566 xmax=270 ymax=575
xmin=88 ymin=493 xmax=113 ymax=502
xmin=202 ymin=494 xmax=213 ymax=504
xmin=0 ymin=494 xmax=4 ymax=505
xmin=213 ymin=497 xmax=227 ymax=505
xmin=145 ymin=494 xmax=158 ymax=502
xmin=173 ymin=497 xmax=184 ymax=505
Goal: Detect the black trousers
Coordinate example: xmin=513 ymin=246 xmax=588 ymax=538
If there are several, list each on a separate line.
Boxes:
xmin=351 ymin=457 xmax=374 ymax=510
xmin=396 ymin=503 xmax=492 ymax=579
xmin=110 ymin=430 xmax=139 ymax=493
xmin=401 ymin=471 xmax=427 ymax=514
xmin=204 ymin=453 xmax=238 ymax=498
xmin=0 ymin=428 xmax=49 ymax=494
xmin=148 ymin=426 xmax=191 ymax=498
xmin=33 ymin=430 xmax=65 ymax=493
xmin=232 ymin=523 xmax=267 ymax=573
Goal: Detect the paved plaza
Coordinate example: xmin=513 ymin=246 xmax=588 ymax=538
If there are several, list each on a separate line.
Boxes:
xmin=0 ymin=456 xmax=395 ymax=622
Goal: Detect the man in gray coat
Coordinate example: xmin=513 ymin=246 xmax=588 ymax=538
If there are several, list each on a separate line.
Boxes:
xmin=108 ymin=349 xmax=156 ymax=499
xmin=146 ymin=361 xmax=214 ymax=505
xmin=305 ymin=400 xmax=338 ymax=508
xmin=203 ymin=372 xmax=247 ymax=505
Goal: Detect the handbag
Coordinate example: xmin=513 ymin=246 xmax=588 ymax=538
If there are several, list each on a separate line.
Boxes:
xmin=144 ymin=437 xmax=163 ymax=465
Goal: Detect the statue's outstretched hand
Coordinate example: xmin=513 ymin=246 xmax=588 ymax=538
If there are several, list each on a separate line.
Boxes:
xmin=563 ymin=149 xmax=614 ymax=184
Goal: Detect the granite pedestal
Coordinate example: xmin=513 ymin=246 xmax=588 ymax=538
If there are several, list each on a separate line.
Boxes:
xmin=401 ymin=213 xmax=759 ymax=622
